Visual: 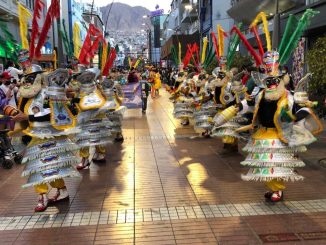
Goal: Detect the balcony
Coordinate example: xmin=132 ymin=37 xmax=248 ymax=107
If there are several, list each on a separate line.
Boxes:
xmin=181 ymin=5 xmax=198 ymax=23
xmin=228 ymin=0 xmax=305 ymax=24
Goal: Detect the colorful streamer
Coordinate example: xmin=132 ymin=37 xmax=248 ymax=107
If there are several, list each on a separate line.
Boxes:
xmin=211 ymin=32 xmax=220 ymax=63
xmin=278 ymin=15 xmax=298 ymax=56
xmin=250 ymin=25 xmax=264 ymax=57
xmin=217 ymin=25 xmax=227 ymax=57
xmin=250 ymin=12 xmax=271 ymax=51
xmin=230 ymin=26 xmax=262 ymax=66
xmin=280 ymin=9 xmax=319 ymax=65
xmin=227 ymin=23 xmax=242 ymax=69
xmin=101 ymin=41 xmax=108 ymax=73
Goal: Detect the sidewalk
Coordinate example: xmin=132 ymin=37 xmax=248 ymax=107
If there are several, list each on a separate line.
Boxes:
xmin=0 ymin=90 xmax=326 ymax=245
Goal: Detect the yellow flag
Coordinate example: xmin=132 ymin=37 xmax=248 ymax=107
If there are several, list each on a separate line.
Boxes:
xmin=18 ymin=3 xmax=32 ymax=49
xmin=201 ymin=37 xmax=208 ymax=64
xmin=178 ymin=42 xmax=182 ymax=65
xmin=134 ymin=58 xmax=141 ymax=69
xmin=128 ymin=57 xmax=132 ymax=69
xmin=217 ymin=25 xmax=225 ymax=57
xmin=53 ymin=50 xmax=57 ymax=70
xmin=73 ymin=22 xmax=82 ymax=58
xmin=101 ymin=42 xmax=108 ymax=73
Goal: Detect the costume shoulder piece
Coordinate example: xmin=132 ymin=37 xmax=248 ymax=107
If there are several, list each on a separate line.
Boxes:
xmin=77 ymin=71 xmax=106 ymax=111
xmin=46 ymin=69 xmax=76 ymax=130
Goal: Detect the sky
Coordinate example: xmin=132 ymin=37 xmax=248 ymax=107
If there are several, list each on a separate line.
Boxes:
xmin=82 ymin=0 xmax=171 ymax=12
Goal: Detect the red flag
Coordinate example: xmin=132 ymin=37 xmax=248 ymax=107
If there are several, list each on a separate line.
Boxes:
xmin=29 ymin=0 xmax=45 ymax=60
xmin=35 ymin=0 xmax=60 ymax=58
xmin=79 ymin=24 xmax=104 ymax=65
xmin=102 ymin=48 xmax=117 ymax=76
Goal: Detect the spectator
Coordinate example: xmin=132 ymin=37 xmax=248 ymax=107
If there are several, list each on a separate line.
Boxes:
xmin=0 ymin=71 xmax=18 ymax=109
xmin=127 ymin=67 xmax=139 ymax=84
xmin=134 ymin=73 xmax=152 ymax=113
xmin=5 ymin=60 xmax=23 ymax=83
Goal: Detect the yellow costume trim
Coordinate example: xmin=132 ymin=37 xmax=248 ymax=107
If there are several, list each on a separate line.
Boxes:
xmin=49 ymin=101 xmax=76 ymax=130
xmin=79 ymin=89 xmax=106 ymax=111
xmin=266 ymin=179 xmax=286 ymax=191
xmin=274 ymin=92 xmax=290 ymax=143
xmin=253 ymin=128 xmax=278 ymax=140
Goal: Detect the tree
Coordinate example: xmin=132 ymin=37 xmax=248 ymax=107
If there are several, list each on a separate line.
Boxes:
xmin=307 ymin=36 xmax=326 ymax=117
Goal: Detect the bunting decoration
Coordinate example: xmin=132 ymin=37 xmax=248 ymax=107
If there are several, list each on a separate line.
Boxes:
xmin=79 ymin=24 xmax=104 ymax=65
xmin=29 ymin=0 xmax=45 ymax=59
xmin=249 ymin=12 xmax=271 ymax=51
xmin=35 ymin=0 xmax=60 ymax=58
xmin=18 ymin=3 xmax=32 ymax=49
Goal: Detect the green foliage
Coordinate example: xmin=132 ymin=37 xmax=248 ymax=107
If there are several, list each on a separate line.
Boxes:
xmin=307 ymin=36 xmax=326 ymax=117
xmin=228 ymin=52 xmax=253 ymax=70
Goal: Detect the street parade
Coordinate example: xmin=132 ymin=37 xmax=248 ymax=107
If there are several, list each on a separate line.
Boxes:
xmin=0 ymin=0 xmax=325 ymax=244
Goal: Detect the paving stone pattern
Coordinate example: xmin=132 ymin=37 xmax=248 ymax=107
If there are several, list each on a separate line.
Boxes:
xmin=0 ymin=91 xmax=326 ymax=245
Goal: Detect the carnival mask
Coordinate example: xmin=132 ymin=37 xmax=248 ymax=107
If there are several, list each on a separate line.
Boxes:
xmin=264 ymin=76 xmax=286 ymax=101
xmin=19 ymin=73 xmax=43 ymax=99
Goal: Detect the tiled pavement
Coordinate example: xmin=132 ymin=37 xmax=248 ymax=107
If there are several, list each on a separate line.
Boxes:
xmin=0 ymin=90 xmax=326 ymax=244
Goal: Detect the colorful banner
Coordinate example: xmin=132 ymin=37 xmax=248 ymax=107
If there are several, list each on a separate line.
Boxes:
xmin=292 ymin=37 xmax=305 ymax=86
xmin=18 ymin=3 xmax=32 ymax=49
xmin=121 ymin=83 xmax=142 ymax=109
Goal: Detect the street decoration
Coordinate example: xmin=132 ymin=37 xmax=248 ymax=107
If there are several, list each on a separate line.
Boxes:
xmin=249 ymin=12 xmax=272 ymax=51
xmin=29 ymin=0 xmax=45 ymax=60
xmin=18 ymin=3 xmax=32 ymax=50
xmin=35 ymin=0 xmax=60 ymax=58
xmin=73 ymin=22 xmax=82 ymax=58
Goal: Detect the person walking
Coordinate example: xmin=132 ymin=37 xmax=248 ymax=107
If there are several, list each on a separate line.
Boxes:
xmin=134 ymin=73 xmax=151 ymax=113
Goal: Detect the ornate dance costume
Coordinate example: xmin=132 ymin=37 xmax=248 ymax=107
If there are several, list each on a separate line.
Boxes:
xmin=19 ymin=68 xmax=80 ymax=212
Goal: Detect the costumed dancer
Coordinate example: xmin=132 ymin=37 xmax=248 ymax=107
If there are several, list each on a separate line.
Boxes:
xmin=13 ymin=67 xmax=80 ymax=212
xmin=98 ymin=77 xmax=126 ymax=142
xmin=193 ymin=73 xmax=218 ymax=137
xmin=73 ymin=69 xmax=113 ymax=170
xmin=214 ymin=9 xmax=323 ymax=202
xmin=173 ymin=71 xmax=195 ymax=126
xmin=211 ymin=70 xmax=248 ymax=145
xmin=210 ymin=65 xmax=240 ymax=153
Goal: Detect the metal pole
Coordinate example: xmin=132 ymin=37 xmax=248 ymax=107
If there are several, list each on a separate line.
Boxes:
xmin=272 ymin=0 xmax=280 ymax=50
xmin=148 ymin=30 xmax=152 ymax=63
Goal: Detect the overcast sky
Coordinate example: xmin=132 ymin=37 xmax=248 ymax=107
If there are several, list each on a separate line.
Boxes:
xmin=82 ymin=0 xmax=171 ymax=12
